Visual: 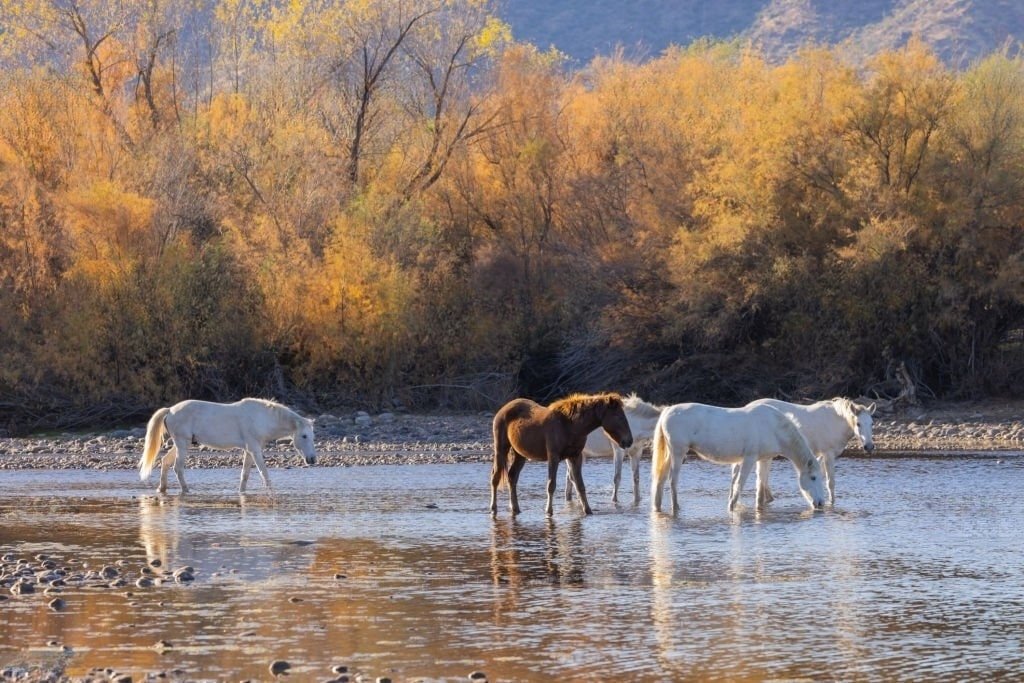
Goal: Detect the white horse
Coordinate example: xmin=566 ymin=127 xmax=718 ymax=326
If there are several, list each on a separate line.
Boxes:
xmin=138 ymin=398 xmax=316 ymax=494
xmin=651 ymin=402 xmax=827 ymax=514
xmin=736 ymin=397 xmax=875 ymax=505
xmin=564 ymin=393 xmax=666 ymax=505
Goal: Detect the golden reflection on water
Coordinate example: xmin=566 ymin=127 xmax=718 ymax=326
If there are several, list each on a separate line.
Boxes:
xmin=1 ymin=459 xmax=1024 ymax=681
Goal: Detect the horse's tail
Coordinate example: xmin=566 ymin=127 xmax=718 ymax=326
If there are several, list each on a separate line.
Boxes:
xmin=139 ymin=407 xmax=170 ymax=481
xmin=491 ymin=417 xmax=511 ymax=490
xmin=651 ymin=414 xmax=671 ymax=493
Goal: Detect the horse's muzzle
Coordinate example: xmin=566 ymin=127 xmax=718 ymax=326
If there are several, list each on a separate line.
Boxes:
xmin=863 ymin=443 xmax=875 ymax=453
xmin=619 ymin=436 xmax=633 ymax=449
xmin=305 ymin=455 xmax=317 ymax=465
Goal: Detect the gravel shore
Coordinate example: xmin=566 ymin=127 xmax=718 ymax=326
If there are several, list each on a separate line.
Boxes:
xmin=0 ymin=401 xmax=1022 ymax=472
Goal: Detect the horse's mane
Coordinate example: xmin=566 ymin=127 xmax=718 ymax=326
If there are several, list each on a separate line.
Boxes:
xmin=242 ymin=397 xmax=303 ymax=422
xmin=548 ymin=392 xmax=622 ymax=420
xmin=622 ymin=392 xmax=663 ymax=419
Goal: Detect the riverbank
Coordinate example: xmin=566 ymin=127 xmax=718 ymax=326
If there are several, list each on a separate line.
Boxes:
xmin=0 ymin=400 xmax=1022 ymax=471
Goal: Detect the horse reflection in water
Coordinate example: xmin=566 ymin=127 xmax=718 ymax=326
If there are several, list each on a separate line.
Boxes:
xmin=489 ymin=518 xmax=586 ymax=615
xmin=137 ymin=495 xmax=194 ymax=571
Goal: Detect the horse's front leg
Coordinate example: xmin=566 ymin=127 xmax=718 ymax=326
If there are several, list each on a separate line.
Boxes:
xmin=823 ymin=455 xmax=836 ymax=505
xmin=567 ymin=453 xmax=592 ymax=515
xmin=730 ymin=457 xmax=755 ymax=511
xmin=247 ymin=442 xmax=272 ymax=491
xmin=170 ymin=437 xmax=190 ymax=494
xmin=545 ymin=456 xmax=560 ymax=516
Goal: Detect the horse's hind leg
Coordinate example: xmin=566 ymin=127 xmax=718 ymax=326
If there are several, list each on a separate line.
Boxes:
xmin=169 ymin=436 xmax=190 ymax=494
xmin=158 ymin=446 xmax=177 ymax=494
xmin=611 ymin=445 xmax=624 ymax=503
xmin=755 ymin=459 xmax=774 ymax=507
xmin=545 ymin=456 xmax=560 ymax=516
xmin=567 ymin=454 xmax=592 ymax=515
xmin=669 ymin=451 xmax=684 ymax=514
xmin=730 ymin=457 xmax=755 ymax=511
xmin=507 ymin=453 xmax=526 ymax=515
xmin=239 ymin=450 xmax=254 ymax=492
xmin=629 ymin=446 xmax=641 ymax=506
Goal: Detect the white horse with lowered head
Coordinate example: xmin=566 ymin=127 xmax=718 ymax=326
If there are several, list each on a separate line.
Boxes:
xmin=565 ymin=393 xmax=666 ymax=505
xmin=651 ymin=402 xmax=826 ymax=514
xmin=737 ymin=397 xmax=875 ymax=505
xmin=139 ymin=398 xmax=316 ymax=494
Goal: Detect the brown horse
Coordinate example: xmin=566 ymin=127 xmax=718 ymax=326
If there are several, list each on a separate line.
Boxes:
xmin=490 ymin=393 xmax=633 ymax=517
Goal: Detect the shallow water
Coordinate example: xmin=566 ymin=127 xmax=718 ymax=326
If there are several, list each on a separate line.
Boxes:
xmin=1 ymin=455 xmax=1023 ymax=682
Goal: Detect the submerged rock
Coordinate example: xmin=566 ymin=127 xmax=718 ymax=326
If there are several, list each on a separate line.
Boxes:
xmin=269 ymin=660 xmax=291 ymax=676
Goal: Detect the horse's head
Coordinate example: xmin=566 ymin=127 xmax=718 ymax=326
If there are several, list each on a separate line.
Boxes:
xmin=797 ymin=456 xmax=827 ymax=509
xmin=600 ymin=395 xmax=633 ymax=449
xmin=292 ymin=417 xmax=317 ymax=465
xmin=838 ymin=398 xmax=876 ymax=453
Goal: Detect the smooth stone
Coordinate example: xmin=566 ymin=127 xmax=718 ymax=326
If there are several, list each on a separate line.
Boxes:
xmin=149 ymin=559 xmax=162 ymax=567
xmin=11 ymin=581 xmax=34 ymax=595
xmin=269 ymin=660 xmax=291 ymax=676
xmin=100 ymin=566 xmax=119 ymax=579
xmin=468 ymin=673 xmax=487 ymax=681
xmin=331 ymin=666 xmax=348 ymax=674
xmin=48 ymin=597 xmax=66 ymax=610
xmin=136 ymin=578 xmax=154 ymax=588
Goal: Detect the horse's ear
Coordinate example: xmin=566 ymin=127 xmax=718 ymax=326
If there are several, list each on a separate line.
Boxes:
xmin=866 ymin=402 xmax=876 ymax=415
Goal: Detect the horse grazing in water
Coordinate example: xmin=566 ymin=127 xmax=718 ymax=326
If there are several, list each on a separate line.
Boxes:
xmin=490 ymin=393 xmax=633 ymax=517
xmin=651 ymin=402 xmax=826 ymax=514
xmin=565 ymin=393 xmax=667 ymax=505
xmin=738 ymin=397 xmax=876 ymax=505
xmin=139 ymin=398 xmax=316 ymax=494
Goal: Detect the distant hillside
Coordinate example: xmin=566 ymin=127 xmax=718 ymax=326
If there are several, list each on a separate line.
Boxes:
xmin=499 ymin=0 xmax=1024 ymax=65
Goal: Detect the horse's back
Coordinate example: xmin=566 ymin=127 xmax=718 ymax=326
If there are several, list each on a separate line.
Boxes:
xmin=661 ymin=402 xmax=790 ymax=459
xmin=493 ymin=398 xmax=558 ymax=461
xmin=748 ymin=398 xmax=846 ymax=453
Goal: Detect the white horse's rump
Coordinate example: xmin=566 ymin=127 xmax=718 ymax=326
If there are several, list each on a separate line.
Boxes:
xmin=139 ymin=398 xmax=316 ymax=493
xmin=651 ymin=402 xmax=826 ymax=513
xmin=565 ymin=393 xmax=666 ymax=505
xmin=739 ymin=397 xmax=875 ymax=504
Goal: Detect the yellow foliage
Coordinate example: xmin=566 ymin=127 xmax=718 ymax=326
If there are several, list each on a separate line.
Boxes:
xmin=62 ymin=182 xmax=157 ymax=286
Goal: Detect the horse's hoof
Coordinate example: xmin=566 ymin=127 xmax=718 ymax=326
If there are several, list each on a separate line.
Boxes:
xmin=584 ymin=508 xmax=593 ymax=515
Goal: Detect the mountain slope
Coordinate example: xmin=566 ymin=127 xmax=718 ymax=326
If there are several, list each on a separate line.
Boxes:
xmin=499 ymin=0 xmax=1024 ymax=65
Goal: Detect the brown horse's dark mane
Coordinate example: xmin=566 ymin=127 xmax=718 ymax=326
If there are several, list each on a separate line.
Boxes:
xmin=548 ymin=392 xmax=623 ymax=421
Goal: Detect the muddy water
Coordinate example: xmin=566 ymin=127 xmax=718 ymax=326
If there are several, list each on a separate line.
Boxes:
xmin=1 ymin=456 xmax=1022 ymax=682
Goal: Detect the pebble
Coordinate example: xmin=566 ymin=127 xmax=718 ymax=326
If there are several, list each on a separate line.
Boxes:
xmin=468 ymin=673 xmax=487 ymax=681
xmin=136 ymin=577 xmax=154 ymax=588
xmin=331 ymin=666 xmax=348 ymax=674
xmin=48 ymin=597 xmax=66 ymax=610
xmin=269 ymin=660 xmax=291 ymax=676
